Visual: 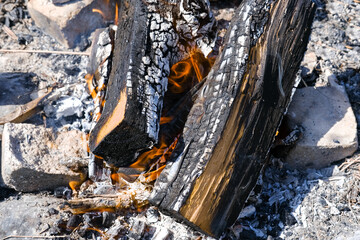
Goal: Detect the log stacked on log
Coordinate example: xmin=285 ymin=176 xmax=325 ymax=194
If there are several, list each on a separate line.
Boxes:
xmin=149 ymin=0 xmax=316 ymax=237
xmin=88 ymin=0 xmax=216 ymax=167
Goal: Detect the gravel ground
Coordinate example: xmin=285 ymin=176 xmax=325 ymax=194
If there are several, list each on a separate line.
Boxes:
xmin=0 ymin=0 xmax=359 ymax=239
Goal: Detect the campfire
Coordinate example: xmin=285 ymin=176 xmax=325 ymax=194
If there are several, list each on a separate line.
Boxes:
xmin=60 ymin=0 xmax=317 ymax=237
xmin=7 ymin=0 xmax=357 ymax=238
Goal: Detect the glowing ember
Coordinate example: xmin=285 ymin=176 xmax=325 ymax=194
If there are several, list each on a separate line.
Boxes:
xmin=159 ymin=116 xmax=173 ymax=125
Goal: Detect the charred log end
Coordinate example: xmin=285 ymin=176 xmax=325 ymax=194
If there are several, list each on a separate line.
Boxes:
xmin=89 ymin=87 xmax=155 ymax=166
xmin=89 ymin=0 xmax=158 ymax=167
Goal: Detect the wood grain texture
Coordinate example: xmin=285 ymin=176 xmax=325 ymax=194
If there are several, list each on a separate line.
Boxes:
xmin=149 ymin=0 xmax=316 ymax=236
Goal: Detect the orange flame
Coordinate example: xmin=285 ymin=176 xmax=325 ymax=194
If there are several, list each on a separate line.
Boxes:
xmin=167 ymin=48 xmax=211 ymax=94
xmin=115 ymin=2 xmax=119 ymax=25
xmin=69 ymin=181 xmax=81 ymax=192
xmin=129 ymin=140 xmax=168 ymax=172
xmin=85 ymin=74 xmax=97 ymax=100
xmin=190 ymin=51 xmax=203 ymax=82
xmin=69 ymin=172 xmax=87 ymax=192
xmin=125 ymin=136 xmax=179 ymax=183
xmin=92 ymin=9 xmax=106 ymax=19
xmin=142 ymin=165 xmax=166 ymax=183
xmin=168 ymin=61 xmax=192 ymax=94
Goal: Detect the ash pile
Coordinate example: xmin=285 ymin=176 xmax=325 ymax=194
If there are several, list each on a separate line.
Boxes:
xmin=0 ymin=0 xmax=359 ymax=239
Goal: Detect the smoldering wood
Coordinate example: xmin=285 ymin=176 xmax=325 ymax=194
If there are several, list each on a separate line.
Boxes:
xmin=88 ymin=27 xmax=114 ymax=126
xmin=150 ymin=0 xmax=316 ymax=237
xmin=88 ymin=0 xmax=216 ymax=167
xmin=65 ymin=197 xmax=118 ymax=214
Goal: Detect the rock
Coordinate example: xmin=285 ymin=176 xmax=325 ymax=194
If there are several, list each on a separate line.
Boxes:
xmin=285 ymin=81 xmax=358 ymax=169
xmin=1 ymin=123 xmax=88 ymax=192
xmin=335 ymin=230 xmax=360 ymax=240
xmin=151 ymin=228 xmax=173 ymax=240
xmin=0 ymin=194 xmax=62 ymax=238
xmin=146 ymin=207 xmax=161 ymax=224
xmin=300 ymin=51 xmax=317 ymax=81
xmin=238 ymin=205 xmax=256 ymax=219
xmin=27 ymin=0 xmax=117 ymax=48
xmin=128 ymin=219 xmax=147 ymax=240
xmin=0 ymin=72 xmax=37 ymax=139
xmin=0 ymin=73 xmax=36 ymax=119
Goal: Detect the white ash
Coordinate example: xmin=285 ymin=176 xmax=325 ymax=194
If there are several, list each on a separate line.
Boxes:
xmin=44 ymin=96 xmax=83 ymax=119
xmin=0 ymin=7 xmax=94 ymax=133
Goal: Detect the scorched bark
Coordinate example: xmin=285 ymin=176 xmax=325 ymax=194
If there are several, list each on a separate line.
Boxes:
xmin=150 ymin=0 xmax=316 ymax=237
xmin=88 ymin=0 xmax=216 ymax=166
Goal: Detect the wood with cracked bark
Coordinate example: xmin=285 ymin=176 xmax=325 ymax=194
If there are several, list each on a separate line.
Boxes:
xmin=149 ymin=0 xmax=316 ymax=237
xmin=88 ymin=0 xmax=216 ymax=167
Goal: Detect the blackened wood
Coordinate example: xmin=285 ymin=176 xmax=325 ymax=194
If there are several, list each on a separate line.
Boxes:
xmin=150 ymin=0 xmax=316 ymax=237
xmin=88 ymin=0 xmax=216 ymax=167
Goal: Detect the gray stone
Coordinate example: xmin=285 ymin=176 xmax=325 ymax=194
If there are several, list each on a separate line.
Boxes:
xmin=335 ymin=230 xmax=360 ymax=240
xmin=285 ymin=81 xmax=358 ymax=169
xmin=1 ymin=123 xmax=88 ymax=192
xmin=300 ymin=51 xmax=317 ymax=79
xmin=0 ymin=73 xmax=36 ymax=121
xmin=0 ymin=72 xmax=37 ymax=144
xmin=0 ymin=194 xmax=63 ymax=238
xmin=27 ymin=0 xmax=116 ymax=48
xmin=151 ymin=228 xmax=173 ymax=240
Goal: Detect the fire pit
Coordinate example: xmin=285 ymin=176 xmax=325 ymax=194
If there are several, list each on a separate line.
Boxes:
xmin=0 ymin=0 xmax=359 ymax=239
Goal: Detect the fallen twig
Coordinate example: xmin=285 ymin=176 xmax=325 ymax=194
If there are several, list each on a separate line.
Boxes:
xmin=2 ymin=25 xmax=18 ymax=40
xmin=0 ymin=235 xmax=70 ymax=240
xmin=0 ymin=49 xmax=90 ymax=56
xmin=339 ymin=156 xmax=360 ymax=172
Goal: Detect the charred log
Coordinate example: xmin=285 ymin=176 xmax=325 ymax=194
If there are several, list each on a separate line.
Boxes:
xmin=150 ymin=0 xmax=316 ymax=237
xmin=88 ymin=0 xmax=216 ymax=167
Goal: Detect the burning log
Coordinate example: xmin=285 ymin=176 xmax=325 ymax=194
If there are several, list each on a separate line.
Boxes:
xmin=150 ymin=0 xmax=316 ymax=237
xmin=88 ymin=0 xmax=216 ymax=167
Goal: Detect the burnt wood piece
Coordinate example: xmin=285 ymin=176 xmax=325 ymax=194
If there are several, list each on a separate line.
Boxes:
xmin=88 ymin=27 xmax=115 ymax=127
xmin=0 ymin=90 xmax=52 ymax=125
xmin=150 ymin=0 xmax=316 ymax=237
xmin=88 ymin=0 xmax=216 ymax=167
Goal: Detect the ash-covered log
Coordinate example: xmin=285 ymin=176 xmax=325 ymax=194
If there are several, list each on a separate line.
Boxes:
xmin=88 ymin=0 xmax=216 ymax=167
xmin=150 ymin=0 xmax=316 ymax=237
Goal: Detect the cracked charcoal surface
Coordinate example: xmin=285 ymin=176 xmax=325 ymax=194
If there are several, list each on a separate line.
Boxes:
xmin=89 ymin=0 xmax=217 ymax=166
xmin=150 ymin=0 xmax=272 ymax=210
xmin=135 ymin=0 xmax=217 ymax=141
